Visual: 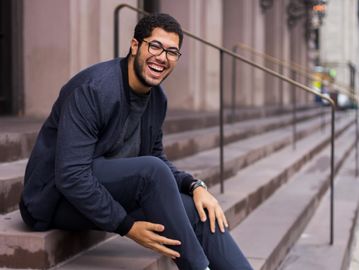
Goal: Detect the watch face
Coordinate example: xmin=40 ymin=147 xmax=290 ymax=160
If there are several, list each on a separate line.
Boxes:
xmin=190 ymin=180 xmax=207 ymax=195
xmin=198 ymin=181 xmax=207 ymax=190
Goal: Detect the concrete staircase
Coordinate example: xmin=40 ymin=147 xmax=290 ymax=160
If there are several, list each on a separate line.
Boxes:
xmin=0 ymin=105 xmax=358 ymax=270
xmin=278 ymin=150 xmax=359 ymax=270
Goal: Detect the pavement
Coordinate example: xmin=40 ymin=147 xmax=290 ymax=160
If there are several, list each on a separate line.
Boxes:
xmin=278 ymin=150 xmax=359 ymax=270
xmin=349 ymin=209 xmax=359 ymax=270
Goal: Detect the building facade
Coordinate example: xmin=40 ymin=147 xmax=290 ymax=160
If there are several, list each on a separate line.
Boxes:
xmin=1 ymin=0 xmax=322 ymax=118
xmin=319 ymin=0 xmax=359 ymax=92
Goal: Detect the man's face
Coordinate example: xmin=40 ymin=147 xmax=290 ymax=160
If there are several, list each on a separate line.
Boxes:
xmin=131 ymin=27 xmax=180 ymax=88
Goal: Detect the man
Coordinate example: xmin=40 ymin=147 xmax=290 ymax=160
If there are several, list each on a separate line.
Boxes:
xmin=19 ymin=13 xmax=253 ymax=270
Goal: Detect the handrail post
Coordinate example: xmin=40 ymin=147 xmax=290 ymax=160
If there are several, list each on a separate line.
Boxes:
xmin=321 ymin=105 xmax=325 ymax=132
xmin=114 ymin=4 xmax=149 ymax=58
xmin=279 ymin=64 xmax=284 ymax=109
xmin=114 ymin=6 xmax=121 ymax=58
xmin=231 ymin=45 xmax=238 ymax=123
xmin=291 ymin=70 xmax=297 ymax=150
xmin=321 ymin=79 xmax=325 ymax=132
xmin=330 ymin=105 xmax=335 ymax=245
xmin=220 ymin=50 xmax=225 ymax=194
xmin=356 ymin=102 xmax=358 ymax=177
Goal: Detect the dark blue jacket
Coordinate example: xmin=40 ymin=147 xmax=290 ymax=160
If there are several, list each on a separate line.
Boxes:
xmin=21 ymin=58 xmax=195 ymax=232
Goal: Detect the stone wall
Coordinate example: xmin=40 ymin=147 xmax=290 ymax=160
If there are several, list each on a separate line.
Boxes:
xmin=22 ymin=0 xmax=313 ymax=117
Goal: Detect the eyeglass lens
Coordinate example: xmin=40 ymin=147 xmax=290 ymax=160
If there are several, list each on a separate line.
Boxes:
xmin=145 ymin=40 xmax=181 ymax=61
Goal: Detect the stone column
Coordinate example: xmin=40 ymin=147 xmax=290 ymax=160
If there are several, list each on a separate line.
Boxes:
xmin=23 ymin=0 xmax=137 ymax=117
xmin=161 ymin=0 xmax=199 ymax=111
xmin=251 ymin=0 xmax=265 ymax=107
xmin=223 ymin=0 xmax=254 ymax=108
xmin=162 ymin=0 xmax=222 ymax=111
xmin=280 ymin=0 xmax=292 ymax=107
xmin=203 ymin=0 xmax=222 ymax=111
xmin=24 ymin=0 xmax=71 ymax=117
xmin=263 ymin=0 xmax=282 ymax=106
xmin=69 ymin=0 xmax=100 ymax=76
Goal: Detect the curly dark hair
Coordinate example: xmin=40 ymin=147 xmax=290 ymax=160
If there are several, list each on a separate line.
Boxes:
xmin=134 ymin=13 xmax=183 ymax=48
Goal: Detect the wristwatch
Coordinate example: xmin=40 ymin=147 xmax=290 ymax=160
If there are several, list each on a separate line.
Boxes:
xmin=189 ymin=180 xmax=208 ymax=195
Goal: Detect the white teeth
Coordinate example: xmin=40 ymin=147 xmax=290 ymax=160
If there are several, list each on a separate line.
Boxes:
xmin=149 ymin=64 xmax=164 ymax=72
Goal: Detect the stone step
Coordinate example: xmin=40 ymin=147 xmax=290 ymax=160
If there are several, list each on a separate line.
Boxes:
xmin=174 ymin=111 xmax=349 ymax=188
xmin=348 ymin=199 xmax=359 ymax=270
xmin=163 ymin=104 xmax=320 ymax=134
xmin=278 ymin=150 xmax=359 ymax=270
xmin=0 ymin=113 xmax=351 ymax=269
xmin=0 ymin=211 xmax=113 ymax=270
xmin=0 ymin=160 xmax=27 ymax=214
xmin=0 ymin=106 xmax=323 ymax=163
xmin=0 ymin=117 xmax=42 ymax=163
xmin=0 ymin=109 xmax=341 ymax=215
xmin=164 ymin=106 xmax=326 ymax=161
xmin=231 ymin=125 xmax=356 ymax=270
xmin=53 ymin=113 xmax=356 ymax=270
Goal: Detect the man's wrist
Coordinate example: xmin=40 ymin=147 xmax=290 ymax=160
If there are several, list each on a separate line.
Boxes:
xmin=115 ymin=215 xmax=135 ymax=236
xmin=189 ymin=180 xmax=207 ymax=195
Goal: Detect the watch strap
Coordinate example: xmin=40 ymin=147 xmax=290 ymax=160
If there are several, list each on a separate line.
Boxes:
xmin=189 ymin=180 xmax=207 ymax=195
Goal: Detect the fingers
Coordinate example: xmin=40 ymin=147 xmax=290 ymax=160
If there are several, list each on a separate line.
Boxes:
xmin=195 ymin=201 xmax=207 ymax=222
xmin=147 ymin=222 xmax=181 ymax=259
xmin=208 ymin=208 xmax=216 ymax=233
xmin=193 ymin=189 xmax=228 ymax=233
xmin=148 ymin=222 xmax=165 ymax=232
xmin=222 ymin=211 xmax=229 ymax=228
xmin=153 ymin=234 xmax=181 ymax=246
xmin=215 ymin=206 xmax=228 ymax=233
xmin=154 ymin=242 xmax=181 ymax=259
xmin=204 ymin=204 xmax=229 ymax=234
xmin=127 ymin=221 xmax=181 ymax=259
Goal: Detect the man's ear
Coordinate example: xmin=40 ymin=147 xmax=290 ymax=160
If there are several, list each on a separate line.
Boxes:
xmin=130 ymin=38 xmax=139 ymax=56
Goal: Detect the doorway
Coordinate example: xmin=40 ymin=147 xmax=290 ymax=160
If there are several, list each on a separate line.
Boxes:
xmin=0 ymin=0 xmax=23 ymax=115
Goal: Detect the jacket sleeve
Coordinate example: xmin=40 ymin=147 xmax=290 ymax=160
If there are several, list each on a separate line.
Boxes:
xmin=150 ymin=96 xmax=196 ymax=194
xmin=152 ymin=130 xmax=196 ymax=194
xmin=55 ymin=84 xmax=134 ymax=235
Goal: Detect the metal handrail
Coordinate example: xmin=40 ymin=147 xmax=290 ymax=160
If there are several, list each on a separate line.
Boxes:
xmin=232 ymin=41 xmax=359 ymax=172
xmin=232 ymin=42 xmax=357 ymax=103
xmin=114 ymin=4 xmax=337 ymax=244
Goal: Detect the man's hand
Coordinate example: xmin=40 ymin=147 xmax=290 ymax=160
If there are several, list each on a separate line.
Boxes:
xmin=193 ymin=187 xmax=229 ymax=233
xmin=126 ymin=221 xmax=181 ymax=259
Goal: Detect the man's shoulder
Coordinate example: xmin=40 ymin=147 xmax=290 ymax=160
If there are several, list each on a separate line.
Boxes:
xmin=61 ymin=58 xmax=125 ymax=99
xmin=69 ymin=58 xmax=121 ymax=87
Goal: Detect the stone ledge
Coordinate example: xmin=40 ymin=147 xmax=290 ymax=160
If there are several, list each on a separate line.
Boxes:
xmin=232 ymin=125 xmax=356 ymax=270
xmin=0 ymin=211 xmax=112 ymax=269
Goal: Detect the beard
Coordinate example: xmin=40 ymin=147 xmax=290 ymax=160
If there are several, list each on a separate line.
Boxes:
xmin=133 ymin=50 xmax=171 ymax=88
xmin=134 ymin=52 xmax=154 ymax=88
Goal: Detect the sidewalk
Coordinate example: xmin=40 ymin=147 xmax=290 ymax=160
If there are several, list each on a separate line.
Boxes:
xmin=349 ymin=208 xmax=359 ymax=270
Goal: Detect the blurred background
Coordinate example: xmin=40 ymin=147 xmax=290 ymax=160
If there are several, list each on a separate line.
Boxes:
xmin=1 ymin=1 xmax=359 ymax=270
xmin=1 ymin=0 xmax=357 ymax=117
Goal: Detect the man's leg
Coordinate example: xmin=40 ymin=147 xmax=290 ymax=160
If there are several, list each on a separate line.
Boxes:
xmin=51 ymin=156 xmax=209 ymax=270
xmin=180 ymin=194 xmax=253 ymax=270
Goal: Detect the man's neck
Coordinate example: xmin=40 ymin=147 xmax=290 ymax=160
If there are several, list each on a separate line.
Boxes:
xmin=127 ymin=57 xmax=151 ymax=95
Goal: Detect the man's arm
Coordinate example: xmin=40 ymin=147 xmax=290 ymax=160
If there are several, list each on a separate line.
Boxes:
xmin=151 ymin=129 xmax=197 ymax=194
xmin=55 ymin=84 xmax=134 ymax=235
xmin=151 ymin=127 xmax=228 ymax=233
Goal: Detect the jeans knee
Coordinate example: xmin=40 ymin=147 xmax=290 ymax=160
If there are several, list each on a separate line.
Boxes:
xmin=139 ymin=156 xmax=177 ymax=190
xmin=181 ymin=194 xmax=201 ymax=226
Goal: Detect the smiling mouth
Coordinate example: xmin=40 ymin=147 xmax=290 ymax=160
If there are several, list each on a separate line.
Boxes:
xmin=148 ymin=63 xmax=165 ymax=73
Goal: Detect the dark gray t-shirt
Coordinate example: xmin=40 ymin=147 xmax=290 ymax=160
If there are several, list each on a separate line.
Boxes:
xmin=107 ymin=57 xmax=150 ymax=159
xmin=110 ymin=90 xmax=149 ymax=158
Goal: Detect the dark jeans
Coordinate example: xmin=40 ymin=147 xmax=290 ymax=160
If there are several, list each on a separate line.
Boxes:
xmin=51 ymin=156 xmax=253 ymax=270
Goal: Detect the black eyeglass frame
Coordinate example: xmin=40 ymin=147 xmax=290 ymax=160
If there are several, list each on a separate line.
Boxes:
xmin=141 ymin=39 xmax=182 ymax=61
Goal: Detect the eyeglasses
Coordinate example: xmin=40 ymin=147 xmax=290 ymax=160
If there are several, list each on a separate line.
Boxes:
xmin=141 ymin=39 xmax=182 ymax=62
